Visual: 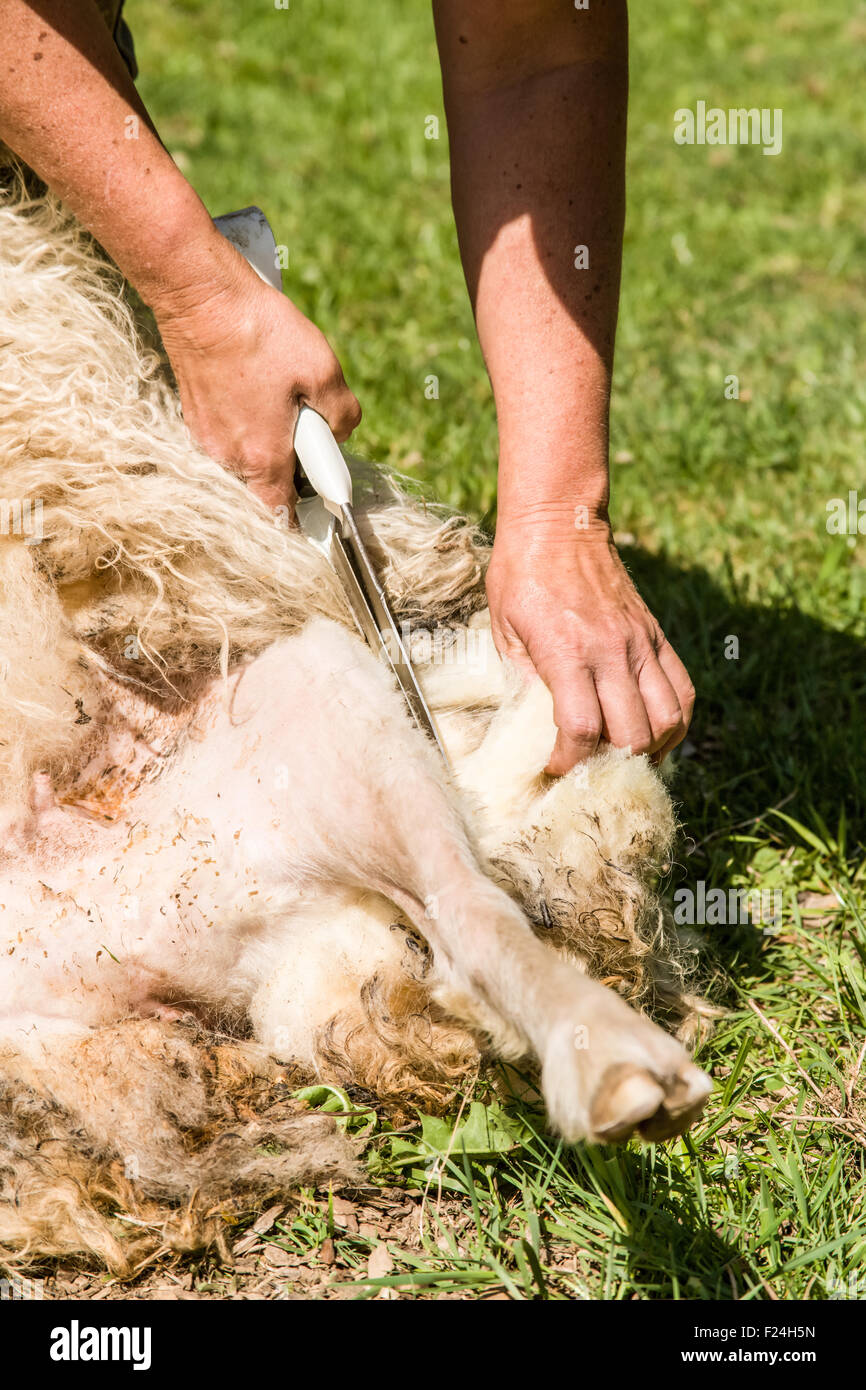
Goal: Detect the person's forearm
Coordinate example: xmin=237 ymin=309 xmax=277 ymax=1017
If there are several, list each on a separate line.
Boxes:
xmin=0 ymin=0 xmax=231 ymax=314
xmin=434 ymin=0 xmax=628 ymax=530
xmin=0 ymin=2 xmax=359 ymax=509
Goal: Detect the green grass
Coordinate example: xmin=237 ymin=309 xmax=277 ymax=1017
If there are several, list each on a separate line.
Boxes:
xmin=129 ymin=0 xmax=866 ymax=1299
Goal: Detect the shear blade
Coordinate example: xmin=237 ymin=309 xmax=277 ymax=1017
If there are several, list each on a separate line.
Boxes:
xmin=326 ymin=508 xmax=448 ymax=764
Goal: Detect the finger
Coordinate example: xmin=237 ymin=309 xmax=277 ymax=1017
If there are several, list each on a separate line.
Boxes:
xmin=594 ymin=671 xmax=654 ymax=757
xmin=310 ymin=379 xmax=362 ymax=442
xmin=656 ymin=639 xmax=696 ymax=731
xmin=487 ymin=610 xmax=536 ymax=679
xmin=654 ymin=641 xmax=695 ymax=760
xmin=221 ymin=444 xmax=296 ymax=513
xmin=544 ymin=667 xmax=604 ymax=776
xmin=246 ymin=468 xmax=298 ymax=519
xmin=242 ymin=427 xmax=299 ymax=516
xmin=651 ymin=650 xmax=694 ymax=763
xmin=636 ymin=657 xmax=685 ymax=754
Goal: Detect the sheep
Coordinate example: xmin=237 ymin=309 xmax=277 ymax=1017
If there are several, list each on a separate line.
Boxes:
xmin=0 ymin=167 xmax=713 ymax=1273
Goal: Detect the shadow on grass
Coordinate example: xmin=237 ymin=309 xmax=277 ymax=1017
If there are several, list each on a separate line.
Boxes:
xmin=492 ymin=1118 xmax=752 ymax=1299
xmin=625 ymin=545 xmax=865 ymax=842
xmin=490 ymin=1074 xmax=753 ymax=1299
xmin=577 ymin=1144 xmax=749 ymax=1300
xmin=466 ymin=543 xmax=864 ymax=1299
xmin=622 ymin=544 xmax=865 ymax=975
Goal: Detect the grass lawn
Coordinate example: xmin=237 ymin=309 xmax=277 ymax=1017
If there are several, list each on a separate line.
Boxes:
xmin=120 ymin=0 xmax=866 ymax=1300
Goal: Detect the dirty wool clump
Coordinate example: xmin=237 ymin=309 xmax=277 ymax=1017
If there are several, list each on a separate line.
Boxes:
xmin=0 ymin=1020 xmax=358 ymax=1277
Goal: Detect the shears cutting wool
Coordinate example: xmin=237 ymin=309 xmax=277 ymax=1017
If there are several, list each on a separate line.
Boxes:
xmin=213 ymin=207 xmax=449 ymax=765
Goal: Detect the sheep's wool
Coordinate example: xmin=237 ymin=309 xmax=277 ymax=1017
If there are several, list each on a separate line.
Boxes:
xmin=0 ymin=169 xmax=713 ymax=1274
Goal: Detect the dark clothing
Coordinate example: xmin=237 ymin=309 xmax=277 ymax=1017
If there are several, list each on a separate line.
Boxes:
xmin=93 ymin=0 xmax=138 ymax=78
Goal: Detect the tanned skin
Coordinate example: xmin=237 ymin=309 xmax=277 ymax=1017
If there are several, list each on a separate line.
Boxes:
xmin=0 ymin=0 xmax=361 ymax=511
xmin=435 ymin=0 xmax=694 ymax=773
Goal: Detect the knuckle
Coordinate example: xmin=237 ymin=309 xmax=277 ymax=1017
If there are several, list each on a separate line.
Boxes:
xmin=625 ymin=730 xmax=653 ymax=756
xmin=680 ymin=680 xmax=697 ymax=718
xmin=562 ymin=714 xmax=602 ymax=745
xmin=330 ymin=397 xmax=362 ymax=442
xmin=308 ymin=351 xmax=342 ymax=395
xmin=326 ymin=367 xmax=349 ymax=396
xmin=237 ymin=444 xmax=277 ymax=477
xmin=599 ymin=633 xmax=631 ymax=667
xmin=657 ymin=705 xmax=684 ymax=736
xmin=322 ymin=352 xmax=347 ymax=387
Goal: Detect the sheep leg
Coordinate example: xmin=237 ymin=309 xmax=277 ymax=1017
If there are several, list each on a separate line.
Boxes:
xmin=225 ymin=623 xmax=711 ymax=1142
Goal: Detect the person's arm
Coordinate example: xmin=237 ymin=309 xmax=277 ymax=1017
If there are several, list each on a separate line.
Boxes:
xmin=0 ymin=0 xmax=360 ymax=509
xmin=434 ymin=0 xmax=694 ymax=773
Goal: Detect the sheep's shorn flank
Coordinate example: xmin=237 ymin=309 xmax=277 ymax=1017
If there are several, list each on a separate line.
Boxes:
xmin=0 ymin=167 xmax=714 ymax=1275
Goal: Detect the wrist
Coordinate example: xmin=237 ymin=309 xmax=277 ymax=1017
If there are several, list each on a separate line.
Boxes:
xmin=493 ymin=516 xmax=615 ymax=569
xmin=496 ymin=473 xmax=612 ymax=544
xmin=132 ymin=186 xmax=247 ymax=326
xmin=496 ymin=433 xmax=610 ymax=519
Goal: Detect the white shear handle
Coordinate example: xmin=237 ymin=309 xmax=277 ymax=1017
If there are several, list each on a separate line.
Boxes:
xmin=293 ymin=406 xmax=353 ymax=518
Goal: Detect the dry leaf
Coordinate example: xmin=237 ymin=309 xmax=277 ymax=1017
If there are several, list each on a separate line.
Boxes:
xmin=797 ymin=892 xmax=840 ymax=925
xmin=264 ymin=1244 xmax=296 ymax=1269
xmin=367 ymin=1244 xmax=394 ymax=1279
xmin=252 ymin=1203 xmax=285 ymax=1236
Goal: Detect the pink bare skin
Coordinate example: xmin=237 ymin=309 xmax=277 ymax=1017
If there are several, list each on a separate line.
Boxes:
xmin=0 ymin=622 xmax=710 ymax=1144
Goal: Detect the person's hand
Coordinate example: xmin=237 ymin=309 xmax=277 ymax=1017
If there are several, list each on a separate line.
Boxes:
xmin=153 ymin=236 xmax=361 ymax=513
xmin=486 ymin=516 xmax=695 ymax=775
